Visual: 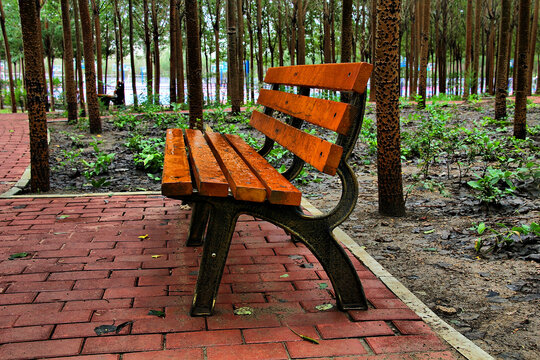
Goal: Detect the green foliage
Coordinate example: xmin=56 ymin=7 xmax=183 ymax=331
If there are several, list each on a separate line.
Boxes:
xmin=81 ymin=137 xmax=115 ymax=179
xmin=472 ymin=222 xmax=540 ymax=253
xmin=467 ymin=167 xmax=516 ymax=204
xmin=132 ymin=137 xmax=165 ymax=173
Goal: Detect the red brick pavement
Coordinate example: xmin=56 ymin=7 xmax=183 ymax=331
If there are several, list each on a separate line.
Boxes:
xmin=0 ymin=113 xmax=30 ymax=194
xmin=0 ymin=195 xmax=458 ymax=359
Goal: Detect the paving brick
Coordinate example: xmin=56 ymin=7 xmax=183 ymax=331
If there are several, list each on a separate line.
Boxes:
xmin=63 ymin=299 xmax=133 ymax=311
xmin=414 ymin=351 xmax=458 ymax=359
xmin=286 ymin=338 xmax=368 ymax=358
xmin=207 ymin=313 xmax=281 ymax=330
xmin=85 ymin=262 xmax=142 ymax=271
xmin=233 ymin=302 xmax=303 ymax=314
xmin=6 ymin=280 xmax=74 ymax=293
xmin=15 ymin=309 xmax=92 ymax=326
xmin=122 ymin=349 xmax=204 ymax=360
xmin=138 ymin=275 xmax=196 ymax=286
xmin=279 ymin=311 xmax=350 ymax=327
xmin=365 ymin=287 xmax=398 ymax=299
xmin=82 ymin=334 xmax=162 ymax=354
xmin=337 ymin=355 xmax=414 ymax=360
xmin=0 ymin=292 xmax=35 ymax=305
xmin=0 ymin=272 xmax=48 ymax=282
xmin=369 ymin=298 xmax=409 ymax=309
xmin=23 ymin=263 xmax=84 ymax=274
xmin=35 ymin=249 xmax=90 ymax=258
xmin=253 ymin=255 xmax=307 ymax=264
xmin=0 ymin=338 xmax=83 ymax=359
xmin=266 ymin=289 xmax=333 ymax=303
xmin=35 ymin=289 xmax=103 ymax=303
xmin=104 ymin=286 xmax=168 ymax=299
xmin=243 ymin=325 xmax=318 ymax=344
xmin=293 ymin=280 xmax=333 ymax=291
xmin=366 ymin=335 xmax=448 ymax=354
xmin=47 ymin=356 xmax=119 ymax=360
xmin=206 ymin=343 xmax=288 ymax=360
xmin=110 ymin=269 xmax=170 ymax=278
xmin=260 ymin=271 xmax=319 ymax=282
xmin=349 ymin=308 xmax=421 ymax=321
xmin=317 ymin=321 xmax=394 ymax=339
xmin=0 ymin=325 xmax=53 ymax=343
xmin=132 ymin=295 xmax=191 ymax=308
xmin=92 ymin=308 xmax=160 ymax=322
xmin=48 ymin=270 xmax=109 ymax=281
xmin=166 ymin=329 xmax=243 ymax=348
xmin=0 ymin=302 xmax=63 ymax=317
xmin=232 ymin=281 xmax=294 ymax=293
xmin=393 ymin=320 xmax=435 ymax=335
xmin=215 ymin=292 xmax=266 ymax=304
xmin=228 ymin=263 xmax=286 ymax=274
xmin=53 ymin=321 xmax=131 ymax=339
xmin=74 ymin=277 xmax=136 ymax=290
xmin=131 ymin=310 xmax=205 ymax=334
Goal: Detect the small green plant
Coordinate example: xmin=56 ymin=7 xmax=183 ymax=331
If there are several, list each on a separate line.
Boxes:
xmin=472 ymin=222 xmax=540 ymax=253
xmin=467 ymin=167 xmax=516 ymax=204
xmin=133 ymin=137 xmax=165 ymax=173
xmin=81 ymin=137 xmax=115 ymax=179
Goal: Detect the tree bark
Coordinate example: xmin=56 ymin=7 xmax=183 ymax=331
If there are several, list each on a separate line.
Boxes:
xmin=376 ymin=0 xmax=405 ymax=216
xmin=143 ymin=0 xmax=153 ymax=102
xmin=151 ymin=0 xmax=159 ymax=101
xmin=72 ymin=0 xmax=86 ymax=114
xmin=0 ymin=0 xmax=16 ymax=113
xmin=90 ymin=0 xmax=103 ymax=93
xmin=418 ymin=0 xmax=430 ymax=108
xmin=369 ymin=0 xmax=377 ymax=101
xmin=60 ymin=0 xmax=77 ymax=122
xmin=170 ymin=0 xmax=177 ymax=105
xmin=214 ymin=0 xmax=221 ymax=103
xmin=514 ymin=0 xmax=530 ymax=139
xmin=528 ymin=0 xmax=539 ymax=94
xmin=186 ymin=0 xmax=203 ymax=128
xmin=237 ymin=0 xmax=244 ymax=101
xmin=256 ymin=0 xmax=264 ymax=83
xmin=227 ymin=0 xmax=241 ymax=114
xmin=341 ymin=0 xmax=353 ymax=63
xmin=177 ymin=10 xmax=185 ymax=103
xmin=18 ymin=0 xmax=50 ymax=192
xmin=78 ymin=0 xmax=101 ymax=133
xmin=464 ymin=0 xmax=473 ymax=98
xmin=129 ymin=0 xmax=137 ymax=107
xmin=114 ymin=0 xmax=124 ymax=82
xmin=471 ymin=0 xmax=482 ymax=95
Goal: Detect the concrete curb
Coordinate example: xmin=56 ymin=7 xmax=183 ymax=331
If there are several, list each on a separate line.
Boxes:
xmin=301 ymin=198 xmax=495 ymax=360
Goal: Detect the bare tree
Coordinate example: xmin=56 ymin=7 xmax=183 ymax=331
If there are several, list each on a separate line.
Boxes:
xmin=0 ymin=0 xmax=16 ymax=113
xmin=60 ymin=0 xmax=77 ymax=122
xmin=417 ymin=0 xmax=431 ymax=108
xmin=186 ymin=0 xmax=203 ymax=128
xmin=495 ymin=0 xmax=511 ymax=119
xmin=514 ymin=0 xmax=531 ymax=139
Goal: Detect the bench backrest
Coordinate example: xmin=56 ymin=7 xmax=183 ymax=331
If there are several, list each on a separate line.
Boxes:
xmin=251 ymin=63 xmax=373 ymax=176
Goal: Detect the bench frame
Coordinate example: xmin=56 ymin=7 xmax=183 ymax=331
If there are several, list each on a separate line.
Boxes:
xmin=164 ymin=64 xmax=371 ymax=316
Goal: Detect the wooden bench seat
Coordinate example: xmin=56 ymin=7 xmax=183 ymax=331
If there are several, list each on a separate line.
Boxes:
xmin=162 ymin=62 xmax=373 ymax=316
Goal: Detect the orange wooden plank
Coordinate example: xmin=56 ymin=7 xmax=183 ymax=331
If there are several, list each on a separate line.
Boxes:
xmin=205 ymin=132 xmax=267 ymax=202
xmin=161 ymin=128 xmax=193 ymax=197
xmin=264 ymin=63 xmax=372 ymax=94
xmin=225 ymin=134 xmax=302 ymax=206
xmin=257 ymin=89 xmax=357 ymax=135
xmin=185 ymin=129 xmax=229 ymax=197
xmin=250 ymin=111 xmax=343 ymax=176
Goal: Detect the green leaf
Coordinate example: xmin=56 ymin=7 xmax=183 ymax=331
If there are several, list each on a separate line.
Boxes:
xmin=148 ymin=310 xmax=165 ymax=317
xmin=279 ymin=274 xmax=289 ymax=278
xmin=9 ymin=252 xmax=29 ymax=260
xmin=477 ymin=222 xmax=486 ymax=235
xmin=315 ymin=303 xmax=334 ymax=311
xmin=423 ymin=229 xmax=435 ymax=234
xmin=318 ymin=283 xmax=328 ymax=290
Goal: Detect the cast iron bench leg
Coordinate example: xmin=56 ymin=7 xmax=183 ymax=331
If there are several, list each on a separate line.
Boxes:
xmin=190 ymin=204 xmax=238 ymax=316
xmin=295 ymin=227 xmax=368 ymax=310
xmin=186 ymin=202 xmax=211 ymax=246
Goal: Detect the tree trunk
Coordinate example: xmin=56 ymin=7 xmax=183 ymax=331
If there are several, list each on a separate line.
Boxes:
xmin=237 ymin=0 xmax=244 ymax=101
xmin=0 ymin=0 xmax=16 ymax=113
xmin=369 ymin=0 xmax=377 ymax=101
xmin=471 ymin=0 xmax=482 ymax=95
xmin=227 ymin=0 xmax=241 ymax=114
xmin=418 ymin=0 xmax=431 ymax=108
xmin=114 ymin=0 xmax=124 ymax=82
xmin=151 ymin=0 xmax=159 ymax=101
xmin=277 ymin=0 xmax=284 ymax=66
xmin=464 ymin=0 xmax=473 ymax=99
xmin=341 ymin=0 xmax=353 ymax=63
xmin=60 ymin=0 xmax=77 ymax=122
xmin=72 ymin=0 xmax=86 ymax=114
xmin=376 ymin=0 xmax=405 ymax=216
xmin=90 ymin=0 xmax=103 ymax=93
xmin=323 ymin=0 xmax=332 ymax=63
xmin=528 ymin=0 xmax=539 ymax=94
xmin=186 ymin=0 xmax=203 ymax=128
xmin=486 ymin=18 xmax=496 ymax=95
xmin=256 ymin=0 xmax=263 ymax=83
xmin=438 ymin=0 xmax=448 ymax=94
xmin=514 ymin=0 xmax=530 ymax=139
xmin=210 ymin=0 xmax=221 ymax=103
xmin=143 ymin=0 xmax=153 ymax=102
xmin=169 ymin=0 xmax=177 ymax=105
xmin=129 ymin=0 xmax=137 ymax=107
xmin=177 ymin=12 xmax=185 ymax=103
xmin=78 ymin=0 xmax=101 ymax=133
xmin=18 ymin=0 xmax=49 ymax=192
xmin=296 ymin=0 xmax=308 ymax=65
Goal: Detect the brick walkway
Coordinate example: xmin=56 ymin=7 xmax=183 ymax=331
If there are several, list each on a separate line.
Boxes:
xmin=0 ymin=113 xmax=459 ymax=359
xmin=0 ymin=113 xmax=30 ymax=194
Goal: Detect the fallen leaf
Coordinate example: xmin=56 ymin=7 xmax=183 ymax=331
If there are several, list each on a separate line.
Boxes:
xmin=315 ymin=303 xmax=334 ymax=311
xmin=318 ymin=283 xmax=328 ymax=290
xmin=279 ymin=274 xmax=289 ymax=278
xmin=138 ymin=234 xmax=149 ymax=239
xmin=57 ymin=215 xmax=70 ymax=220
xmin=151 ymin=255 xmax=162 ymax=259
xmin=423 ymin=229 xmax=435 ymax=234
xmin=233 ymin=307 xmax=253 ymax=315
xmin=94 ymin=321 xmax=133 ymax=336
xmin=287 ymin=326 xmax=319 ymax=344
xmin=148 ymin=310 xmax=165 ymax=317
xmin=9 ymin=252 xmax=29 ymax=260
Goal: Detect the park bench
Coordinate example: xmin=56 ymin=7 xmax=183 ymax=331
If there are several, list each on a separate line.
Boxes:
xmin=162 ymin=62 xmax=373 ymax=316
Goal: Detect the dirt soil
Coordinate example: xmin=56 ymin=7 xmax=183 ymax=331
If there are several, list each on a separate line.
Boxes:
xmin=38 ymin=101 xmax=539 ymax=360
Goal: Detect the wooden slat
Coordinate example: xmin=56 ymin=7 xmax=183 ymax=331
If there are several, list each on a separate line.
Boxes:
xmin=161 ymin=128 xmax=193 ymax=197
xmin=205 ymin=132 xmax=267 ymax=202
xmin=250 ymin=111 xmax=343 ymax=176
xmin=257 ymin=89 xmax=357 ymax=135
xmin=225 ymin=134 xmax=302 ymax=206
xmin=185 ymin=129 xmax=229 ymax=197
xmin=264 ymin=63 xmax=373 ymax=93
